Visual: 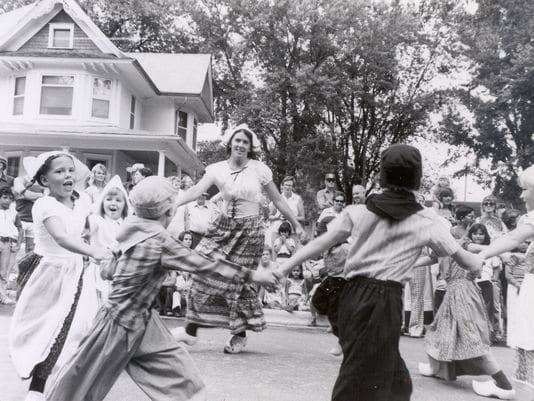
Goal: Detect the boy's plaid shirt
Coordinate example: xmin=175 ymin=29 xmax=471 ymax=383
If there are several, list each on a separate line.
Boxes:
xmin=105 ymin=231 xmax=248 ymax=331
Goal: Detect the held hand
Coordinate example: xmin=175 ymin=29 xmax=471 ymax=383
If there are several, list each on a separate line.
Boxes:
xmin=92 ymin=247 xmax=113 ymax=263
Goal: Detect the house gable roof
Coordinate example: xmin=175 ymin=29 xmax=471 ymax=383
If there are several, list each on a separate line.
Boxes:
xmin=126 ymin=52 xmax=214 ymax=120
xmin=125 ymin=53 xmax=212 ymax=95
xmin=0 ymin=0 xmax=124 ymax=57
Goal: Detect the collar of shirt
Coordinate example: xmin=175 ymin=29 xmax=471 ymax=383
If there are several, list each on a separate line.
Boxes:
xmin=116 ymin=216 xmax=165 ymax=253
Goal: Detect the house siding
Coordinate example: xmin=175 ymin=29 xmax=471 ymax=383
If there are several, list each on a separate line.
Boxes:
xmin=19 ymin=10 xmax=103 ymax=55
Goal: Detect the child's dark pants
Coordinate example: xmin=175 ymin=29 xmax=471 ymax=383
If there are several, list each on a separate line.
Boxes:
xmin=332 ymin=276 xmax=412 ymax=401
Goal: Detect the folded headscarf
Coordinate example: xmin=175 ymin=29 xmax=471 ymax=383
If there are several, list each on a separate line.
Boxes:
xmin=129 ymin=176 xmax=177 ymax=219
xmin=220 ymin=123 xmax=261 ymax=153
xmin=22 ymin=150 xmax=90 ymax=191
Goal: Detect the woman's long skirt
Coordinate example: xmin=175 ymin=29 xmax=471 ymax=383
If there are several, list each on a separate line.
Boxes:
xmin=186 ymin=215 xmax=266 ymax=334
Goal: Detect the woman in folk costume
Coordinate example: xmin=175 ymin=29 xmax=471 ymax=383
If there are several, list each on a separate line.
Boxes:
xmin=86 ymin=175 xmax=131 ymax=305
xmin=9 ymin=151 xmax=111 ymax=401
xmin=172 ymin=123 xmax=305 ymax=354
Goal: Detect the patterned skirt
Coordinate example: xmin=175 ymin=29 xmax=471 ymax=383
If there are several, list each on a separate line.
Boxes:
xmin=187 ymin=215 xmax=266 ymax=334
xmin=425 ymin=279 xmax=491 ymax=362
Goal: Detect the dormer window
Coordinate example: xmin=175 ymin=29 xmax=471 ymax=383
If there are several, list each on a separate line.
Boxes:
xmin=48 ymin=23 xmax=74 ymax=49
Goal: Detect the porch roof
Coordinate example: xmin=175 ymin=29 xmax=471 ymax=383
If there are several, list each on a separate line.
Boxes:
xmin=0 ymin=122 xmax=205 ymax=173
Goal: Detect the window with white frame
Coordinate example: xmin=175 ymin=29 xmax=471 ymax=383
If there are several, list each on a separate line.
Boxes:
xmin=48 ymin=23 xmax=74 ymax=49
xmin=13 ymin=76 xmax=26 ymax=115
xmin=129 ymin=96 xmax=136 ymax=129
xmin=40 ymin=75 xmax=74 ymax=115
xmin=92 ymin=78 xmax=112 ymax=119
xmin=176 ymin=110 xmax=187 ymax=141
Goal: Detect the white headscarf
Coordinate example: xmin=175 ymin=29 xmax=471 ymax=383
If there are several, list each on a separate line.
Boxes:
xmin=129 ymin=176 xmax=177 ymax=219
xmin=220 ymin=123 xmax=262 ymax=153
xmin=91 ymin=175 xmax=132 ymax=218
xmin=22 ymin=150 xmax=90 ymax=192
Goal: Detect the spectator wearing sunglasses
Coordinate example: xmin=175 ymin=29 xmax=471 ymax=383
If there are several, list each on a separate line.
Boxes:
xmin=317 ymin=191 xmax=346 ymax=226
xmin=477 ymin=195 xmax=507 ymax=240
xmin=316 ymin=173 xmax=338 ymax=211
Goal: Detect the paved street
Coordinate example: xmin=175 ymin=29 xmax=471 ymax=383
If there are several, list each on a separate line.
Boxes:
xmin=1 ymin=304 xmax=532 ymax=401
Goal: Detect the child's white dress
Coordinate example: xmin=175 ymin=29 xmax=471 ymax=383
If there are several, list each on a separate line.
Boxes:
xmin=87 ymin=214 xmax=121 ymax=305
xmin=9 ymin=194 xmax=98 ymax=379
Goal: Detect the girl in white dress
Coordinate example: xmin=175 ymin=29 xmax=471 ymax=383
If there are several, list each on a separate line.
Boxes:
xmin=9 ymin=151 xmax=111 ymax=401
xmin=87 ymin=175 xmax=131 ymax=305
xmin=476 ymin=166 xmax=534 ymax=400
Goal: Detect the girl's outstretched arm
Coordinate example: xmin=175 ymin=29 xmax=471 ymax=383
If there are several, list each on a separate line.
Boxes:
xmin=479 ymin=223 xmax=534 ymax=260
xmin=44 ymin=217 xmax=111 ymax=260
xmin=277 ymin=229 xmax=349 ymax=277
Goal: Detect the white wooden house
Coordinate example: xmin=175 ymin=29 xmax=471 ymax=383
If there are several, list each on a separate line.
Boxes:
xmin=0 ymin=0 xmax=212 ymax=180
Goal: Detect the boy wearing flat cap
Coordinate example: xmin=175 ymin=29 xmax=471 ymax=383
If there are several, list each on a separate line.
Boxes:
xmin=277 ymin=144 xmax=482 ymax=401
xmin=47 ymin=176 xmax=277 ymax=401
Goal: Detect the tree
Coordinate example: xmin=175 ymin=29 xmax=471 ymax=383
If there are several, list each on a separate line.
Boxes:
xmin=437 ymin=0 xmax=534 ymax=206
xmin=196 ymin=139 xmax=226 ymax=166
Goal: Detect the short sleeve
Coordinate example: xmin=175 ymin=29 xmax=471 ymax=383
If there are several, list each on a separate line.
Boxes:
xmin=204 ymin=163 xmax=218 ymax=181
xmin=427 ymin=216 xmax=461 ymax=257
xmin=256 ymin=161 xmax=273 ymax=186
xmin=326 ymin=208 xmax=355 ymax=238
xmin=32 ymin=197 xmax=62 ymax=223
xmin=519 ymin=211 xmax=534 ymax=228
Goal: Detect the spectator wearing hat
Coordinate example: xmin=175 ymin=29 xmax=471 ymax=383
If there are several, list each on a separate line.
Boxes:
xmin=275 ymin=144 xmax=482 ymax=401
xmin=126 ymin=163 xmax=146 ymax=191
xmin=0 ymin=156 xmax=14 ymax=190
xmin=316 ymin=173 xmax=338 ymax=211
xmin=185 ymin=192 xmax=218 ymax=249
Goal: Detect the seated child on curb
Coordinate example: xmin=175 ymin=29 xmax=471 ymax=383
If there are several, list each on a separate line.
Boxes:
xmin=46 ymin=176 xmax=278 ymax=401
xmin=273 ymin=222 xmax=296 ymax=264
xmin=283 ymin=265 xmax=307 ymax=311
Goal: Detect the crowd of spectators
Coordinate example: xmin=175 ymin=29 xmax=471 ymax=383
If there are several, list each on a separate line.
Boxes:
xmin=0 ymin=157 xmax=527 ymax=349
